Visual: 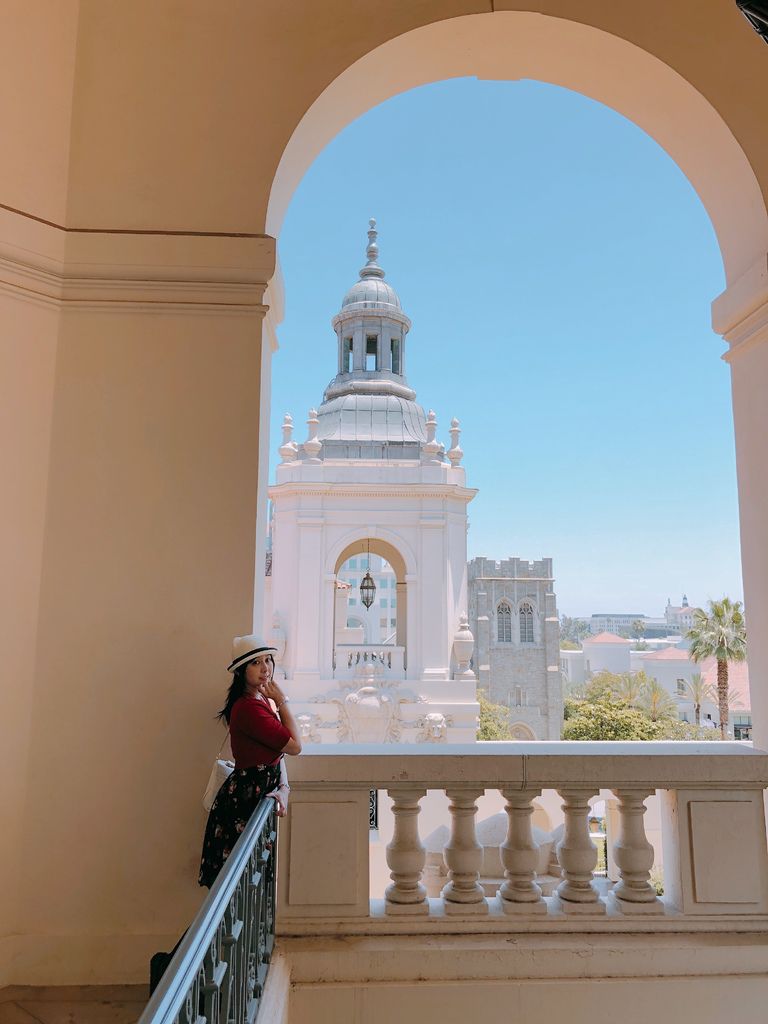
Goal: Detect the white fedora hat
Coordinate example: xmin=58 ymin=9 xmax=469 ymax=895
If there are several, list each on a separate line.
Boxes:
xmin=227 ymin=634 xmax=277 ymax=673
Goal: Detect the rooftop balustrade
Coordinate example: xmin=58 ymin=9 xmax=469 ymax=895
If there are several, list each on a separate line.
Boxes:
xmin=333 ymin=644 xmax=406 ymax=680
xmin=278 ymin=742 xmax=768 ymax=934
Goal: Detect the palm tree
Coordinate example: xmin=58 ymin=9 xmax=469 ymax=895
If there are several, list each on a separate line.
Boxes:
xmin=681 ymin=672 xmax=715 ymax=726
xmin=637 ymin=677 xmax=678 ymax=722
xmin=614 ymin=671 xmax=646 ymax=706
xmin=687 ymin=598 xmax=747 ymax=738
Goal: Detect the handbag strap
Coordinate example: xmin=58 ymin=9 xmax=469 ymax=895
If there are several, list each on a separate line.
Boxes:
xmin=216 ymin=727 xmax=231 ymax=758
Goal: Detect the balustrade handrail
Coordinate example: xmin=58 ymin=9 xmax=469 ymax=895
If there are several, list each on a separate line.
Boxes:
xmin=279 ymin=742 xmax=768 ymax=929
xmin=137 ymin=799 xmax=277 ymax=1024
xmin=286 ymin=741 xmax=768 ymax=790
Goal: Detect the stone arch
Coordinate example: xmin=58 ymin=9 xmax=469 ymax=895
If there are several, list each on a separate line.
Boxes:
xmin=510 ymin=722 xmax=537 ymax=741
xmin=327 ymin=529 xmax=415 ymax=581
xmin=267 ymin=11 xmax=767 ymax=286
xmin=261 ymin=8 xmax=768 ymax=743
xmin=329 ymin=531 xmax=413 ymax=653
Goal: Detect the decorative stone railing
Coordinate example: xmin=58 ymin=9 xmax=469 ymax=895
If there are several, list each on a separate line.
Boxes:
xmin=137 ymin=800 xmax=278 ymax=1024
xmin=277 ymin=743 xmax=768 ymax=933
xmin=333 ymin=644 xmax=406 ymax=679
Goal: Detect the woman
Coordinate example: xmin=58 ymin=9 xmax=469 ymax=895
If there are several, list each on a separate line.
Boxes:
xmin=198 ymin=634 xmax=302 ymax=888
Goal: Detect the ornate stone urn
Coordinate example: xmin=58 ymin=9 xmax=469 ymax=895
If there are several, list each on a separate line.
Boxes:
xmin=452 ymin=613 xmax=476 ymax=679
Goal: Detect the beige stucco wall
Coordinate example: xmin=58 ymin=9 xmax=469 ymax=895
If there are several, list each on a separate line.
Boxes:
xmin=1 ymin=0 xmax=768 ymax=984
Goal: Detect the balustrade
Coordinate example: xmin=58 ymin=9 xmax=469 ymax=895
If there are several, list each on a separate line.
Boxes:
xmin=334 ymin=644 xmax=405 ymax=679
xmin=278 ymin=743 xmax=768 ymax=931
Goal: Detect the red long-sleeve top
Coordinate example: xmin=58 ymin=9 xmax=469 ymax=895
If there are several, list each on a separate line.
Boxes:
xmin=230 ymin=696 xmax=291 ymax=768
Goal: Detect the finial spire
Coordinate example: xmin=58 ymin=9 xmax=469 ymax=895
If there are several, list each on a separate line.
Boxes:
xmin=359 ymin=217 xmax=385 ymax=280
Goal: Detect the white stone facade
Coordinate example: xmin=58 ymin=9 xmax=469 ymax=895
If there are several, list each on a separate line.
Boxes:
xmin=265 ymin=222 xmax=479 ymax=742
xmin=467 ymin=557 xmax=563 ymax=739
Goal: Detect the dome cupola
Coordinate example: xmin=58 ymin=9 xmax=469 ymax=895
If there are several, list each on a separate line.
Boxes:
xmin=316 ymin=219 xmax=428 ymax=458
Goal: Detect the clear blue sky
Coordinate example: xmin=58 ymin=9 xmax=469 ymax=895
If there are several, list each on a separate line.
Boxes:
xmin=270 ymin=78 xmax=742 ymax=618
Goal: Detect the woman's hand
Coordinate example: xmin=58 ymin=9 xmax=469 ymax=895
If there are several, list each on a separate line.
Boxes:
xmin=260 ymin=679 xmax=285 ymax=706
xmin=268 ymin=783 xmax=290 ymax=817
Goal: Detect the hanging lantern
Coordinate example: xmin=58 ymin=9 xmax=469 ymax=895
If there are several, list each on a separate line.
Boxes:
xmin=360 ymin=570 xmax=376 ymax=609
xmin=359 ymin=539 xmax=376 ymax=609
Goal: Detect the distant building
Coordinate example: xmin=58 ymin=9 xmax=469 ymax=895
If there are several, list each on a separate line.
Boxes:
xmin=467 ymin=557 xmax=562 ymax=740
xmin=560 ymin=631 xmax=751 ymax=737
xmin=582 ymin=595 xmax=698 ymax=638
xmin=665 ymin=594 xmax=697 ymax=633
xmin=588 ymin=614 xmax=647 ymax=636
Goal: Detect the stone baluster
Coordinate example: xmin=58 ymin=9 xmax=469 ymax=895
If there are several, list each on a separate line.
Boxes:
xmin=442 ymin=788 xmax=488 ymax=914
xmin=385 ymin=788 xmax=428 ymax=915
xmin=498 ymin=788 xmax=547 ymax=914
xmin=610 ymin=789 xmax=664 ymax=914
xmin=555 ymin=788 xmax=606 ymax=914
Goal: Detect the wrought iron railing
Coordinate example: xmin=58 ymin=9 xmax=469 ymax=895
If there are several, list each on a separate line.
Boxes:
xmin=137 ymin=800 xmax=278 ymax=1024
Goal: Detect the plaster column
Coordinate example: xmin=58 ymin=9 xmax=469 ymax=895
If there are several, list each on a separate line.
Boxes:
xmin=292 ymin=520 xmax=324 ymax=686
xmin=498 ymin=788 xmax=547 ymax=914
xmin=320 ymin=573 xmax=337 ymax=681
xmin=610 ymin=789 xmax=664 ymax=914
xmin=396 ymin=579 xmax=408 ymax=673
xmin=385 ymin=788 xmax=428 ymax=915
xmin=418 ymin=518 xmax=450 ymax=680
xmin=18 ymin=228 xmax=276 ymax=980
xmin=555 ymin=789 xmax=606 ymax=914
xmin=441 ymin=788 xmax=488 ymax=914
xmin=716 ymin=281 xmax=768 ymax=752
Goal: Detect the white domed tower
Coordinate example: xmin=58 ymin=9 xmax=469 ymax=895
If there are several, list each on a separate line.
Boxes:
xmin=266 ymin=221 xmax=478 ymax=744
xmin=317 ymin=219 xmax=426 ymax=459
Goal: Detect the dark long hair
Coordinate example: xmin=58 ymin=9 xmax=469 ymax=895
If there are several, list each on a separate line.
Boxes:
xmin=217 ymin=656 xmax=274 ymax=723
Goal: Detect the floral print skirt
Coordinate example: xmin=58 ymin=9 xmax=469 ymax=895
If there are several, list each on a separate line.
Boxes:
xmin=198 ymin=762 xmax=281 ymax=888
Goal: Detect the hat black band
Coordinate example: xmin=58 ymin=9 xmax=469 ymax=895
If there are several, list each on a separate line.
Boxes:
xmin=228 ymin=645 xmax=277 ymax=672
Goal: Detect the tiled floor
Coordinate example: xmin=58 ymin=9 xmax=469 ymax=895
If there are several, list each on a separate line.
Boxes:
xmin=0 ymin=986 xmax=147 ymax=1024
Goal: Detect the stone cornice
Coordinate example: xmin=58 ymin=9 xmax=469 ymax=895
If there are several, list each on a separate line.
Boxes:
xmin=0 ymin=205 xmax=276 ymax=312
xmin=712 ymin=252 xmax=768 ymax=362
xmin=269 ymin=481 xmax=478 ymax=503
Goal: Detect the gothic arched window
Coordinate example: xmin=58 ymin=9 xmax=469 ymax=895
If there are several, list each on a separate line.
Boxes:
xmin=497 ymin=601 xmax=512 ymax=643
xmin=519 ymin=602 xmax=534 ymax=644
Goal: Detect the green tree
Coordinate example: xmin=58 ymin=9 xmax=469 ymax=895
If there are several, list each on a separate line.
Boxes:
xmin=560 ymin=639 xmax=581 ymax=651
xmin=682 ymin=672 xmax=715 ymax=726
xmin=583 ymin=670 xmax=624 ymax=700
xmin=653 ymin=718 xmax=721 ymax=741
xmin=614 ymin=670 xmax=648 ymax=706
xmin=477 ymin=689 xmax=512 ymax=740
xmin=560 ymin=616 xmax=591 ymax=645
xmin=562 ymin=696 xmax=659 ymax=741
xmin=631 ymin=619 xmax=646 ymax=638
xmin=636 ymin=676 xmax=678 ymax=722
xmin=687 ymin=598 xmax=747 ymax=737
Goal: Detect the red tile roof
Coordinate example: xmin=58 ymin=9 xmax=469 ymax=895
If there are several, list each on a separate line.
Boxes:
xmin=584 ymin=632 xmax=632 ymax=644
xmin=640 ymin=647 xmax=691 ymax=661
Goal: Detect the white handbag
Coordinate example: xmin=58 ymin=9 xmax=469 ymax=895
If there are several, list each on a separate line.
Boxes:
xmin=203 ymin=731 xmax=234 ymax=812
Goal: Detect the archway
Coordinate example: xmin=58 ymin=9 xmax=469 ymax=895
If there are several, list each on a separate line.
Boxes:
xmin=267 ymin=12 xmax=767 ymax=285
xmin=263 ymin=9 xmax=768 ymax=744
xmin=333 ymin=537 xmax=408 ymax=673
